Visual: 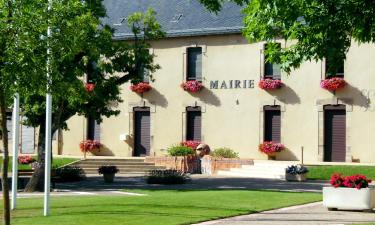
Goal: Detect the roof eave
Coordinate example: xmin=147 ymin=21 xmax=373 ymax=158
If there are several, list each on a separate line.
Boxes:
xmin=113 ymin=27 xmax=244 ymax=41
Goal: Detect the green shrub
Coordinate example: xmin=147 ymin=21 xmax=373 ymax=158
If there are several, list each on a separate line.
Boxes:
xmin=146 ymin=169 xmax=189 ymax=184
xmin=211 ymin=147 xmax=239 ymax=158
xmin=54 ymin=166 xmax=86 ymax=182
xmin=167 ymin=145 xmax=195 ymax=156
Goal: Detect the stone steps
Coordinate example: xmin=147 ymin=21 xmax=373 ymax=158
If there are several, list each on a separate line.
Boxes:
xmin=217 ymin=160 xmax=298 ymax=180
xmin=70 ymin=158 xmax=165 ymax=175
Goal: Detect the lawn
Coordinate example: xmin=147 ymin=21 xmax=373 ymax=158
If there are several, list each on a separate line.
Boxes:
xmin=307 ymin=165 xmax=375 ymax=180
xmin=5 ymin=190 xmax=322 ymax=225
xmin=0 ymin=157 xmax=78 ymax=170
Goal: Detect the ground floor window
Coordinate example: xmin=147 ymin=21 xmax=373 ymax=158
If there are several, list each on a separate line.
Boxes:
xmin=264 ymin=105 xmax=281 ymax=142
xmin=186 ymin=106 xmax=202 ymax=141
xmin=87 ymin=116 xmax=100 ymax=141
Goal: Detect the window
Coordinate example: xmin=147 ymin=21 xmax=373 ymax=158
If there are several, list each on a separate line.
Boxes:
xmin=87 ymin=116 xmax=100 ymax=141
xmin=264 ymin=43 xmax=281 ymax=80
xmin=187 ymin=47 xmax=202 ymax=81
xmin=264 ymin=106 xmax=281 ymax=142
xmin=325 ymin=58 xmax=344 ymax=78
xmin=141 ymin=66 xmax=150 ymax=83
xmin=186 ymin=106 xmax=202 ymax=141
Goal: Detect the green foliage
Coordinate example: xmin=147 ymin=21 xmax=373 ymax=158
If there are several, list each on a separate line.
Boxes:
xmin=6 ymin=190 xmax=321 ymax=225
xmin=307 ymin=165 xmax=375 ymax=180
xmin=211 ymin=147 xmax=239 ymax=158
xmin=0 ymin=157 xmax=77 ymax=171
xmin=146 ymin=169 xmax=189 ymax=184
xmin=167 ymin=145 xmax=195 ymax=156
xmin=54 ymin=166 xmax=86 ymax=182
xmin=198 ymin=0 xmax=248 ymax=12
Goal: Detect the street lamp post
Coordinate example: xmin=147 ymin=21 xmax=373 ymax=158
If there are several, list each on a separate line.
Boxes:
xmin=11 ymin=93 xmax=20 ymax=210
xmin=44 ymin=0 xmax=53 ymax=216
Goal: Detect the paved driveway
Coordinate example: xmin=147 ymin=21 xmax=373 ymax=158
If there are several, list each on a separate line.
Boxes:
xmin=55 ymin=174 xmax=327 ymax=193
xmin=194 ymin=202 xmax=375 ymax=225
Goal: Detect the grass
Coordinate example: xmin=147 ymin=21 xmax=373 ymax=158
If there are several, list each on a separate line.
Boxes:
xmin=307 ymin=165 xmax=375 ymax=180
xmin=0 ymin=157 xmax=77 ymax=171
xmin=4 ymin=189 xmax=322 ymax=225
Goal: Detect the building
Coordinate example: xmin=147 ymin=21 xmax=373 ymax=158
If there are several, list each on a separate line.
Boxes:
xmin=27 ymin=0 xmax=375 ymax=163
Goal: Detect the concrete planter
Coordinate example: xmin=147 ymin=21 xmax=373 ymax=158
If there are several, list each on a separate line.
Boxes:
xmin=323 ymin=187 xmax=375 ymax=211
xmin=285 ymin=173 xmax=307 ymax=182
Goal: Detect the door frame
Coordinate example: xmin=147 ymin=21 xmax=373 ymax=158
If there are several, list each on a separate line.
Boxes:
xmin=317 ymin=98 xmax=352 ymax=162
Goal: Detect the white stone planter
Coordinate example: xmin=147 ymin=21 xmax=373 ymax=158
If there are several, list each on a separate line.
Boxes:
xmin=285 ymin=173 xmax=307 ymax=182
xmin=323 ymin=187 xmax=375 ymax=211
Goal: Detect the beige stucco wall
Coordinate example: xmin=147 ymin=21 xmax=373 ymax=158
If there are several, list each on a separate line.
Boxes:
xmin=54 ymin=34 xmax=375 ymax=163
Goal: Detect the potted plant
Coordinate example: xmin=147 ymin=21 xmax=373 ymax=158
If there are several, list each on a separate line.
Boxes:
xmin=98 ymin=165 xmax=119 ymax=183
xmin=285 ymin=165 xmax=308 ymax=182
xmin=323 ymin=173 xmax=375 ymax=211
xmin=130 ymin=82 xmax=152 ymax=94
xmin=181 ymin=80 xmax=204 ymax=93
xmin=258 ymin=78 xmax=283 ymax=90
xmin=320 ymin=77 xmax=346 ymax=91
xmin=258 ymin=141 xmax=285 ymax=160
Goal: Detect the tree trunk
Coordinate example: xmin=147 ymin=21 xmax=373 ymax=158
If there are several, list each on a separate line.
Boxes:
xmin=0 ymin=88 xmax=11 ymax=225
xmin=24 ymin=120 xmax=46 ymax=192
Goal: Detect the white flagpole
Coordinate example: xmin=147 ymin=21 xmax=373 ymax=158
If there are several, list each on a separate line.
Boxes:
xmin=11 ymin=93 xmax=20 ymax=210
xmin=44 ymin=0 xmax=52 ymax=216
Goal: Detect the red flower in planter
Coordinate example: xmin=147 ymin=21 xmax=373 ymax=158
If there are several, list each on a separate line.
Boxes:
xmin=79 ymin=140 xmax=102 ymax=153
xmin=85 ymin=83 xmax=95 ymax=92
xmin=181 ymin=140 xmax=201 ymax=150
xmin=258 ymin=79 xmax=283 ymax=90
xmin=130 ymin=82 xmax=152 ymax=94
xmin=18 ymin=155 xmax=36 ymax=165
xmin=320 ymin=77 xmax=346 ymax=91
xmin=330 ymin=173 xmax=372 ymax=189
xmin=258 ymin=141 xmax=285 ymax=155
xmin=181 ymin=81 xmax=204 ymax=93
xmin=329 ymin=173 xmax=345 ymax=188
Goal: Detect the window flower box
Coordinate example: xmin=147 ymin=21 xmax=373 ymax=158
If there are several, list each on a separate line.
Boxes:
xmin=181 ymin=80 xmax=204 ymax=93
xmin=258 ymin=79 xmax=283 ymax=90
xmin=258 ymin=141 xmax=285 ymax=158
xmin=323 ymin=174 xmax=374 ymax=211
xmin=80 ymin=140 xmax=102 ymax=158
xmin=320 ymin=77 xmax=346 ymax=91
xmin=130 ymin=82 xmax=152 ymax=94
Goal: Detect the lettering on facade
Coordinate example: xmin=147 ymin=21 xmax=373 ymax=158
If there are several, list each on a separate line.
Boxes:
xmin=210 ymin=80 xmax=255 ymax=90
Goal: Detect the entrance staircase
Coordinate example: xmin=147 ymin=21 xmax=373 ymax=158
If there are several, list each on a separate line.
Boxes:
xmin=217 ymin=160 xmax=297 ymax=179
xmin=71 ymin=158 xmax=165 ymax=176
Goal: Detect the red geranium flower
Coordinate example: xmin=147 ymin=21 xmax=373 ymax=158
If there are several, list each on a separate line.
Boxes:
xmin=258 ymin=141 xmax=285 ymax=155
xmin=258 ymin=79 xmax=283 ymax=90
xmin=130 ymin=82 xmax=152 ymax=94
xmin=181 ymin=81 xmax=204 ymax=93
xmin=85 ymin=83 xmax=95 ymax=92
xmin=320 ymin=77 xmax=346 ymax=91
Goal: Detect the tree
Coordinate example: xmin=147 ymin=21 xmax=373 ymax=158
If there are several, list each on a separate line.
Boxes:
xmin=23 ymin=1 xmax=164 ymax=191
xmin=200 ymin=0 xmax=375 ymax=74
xmin=0 ymin=0 xmax=46 ymax=224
